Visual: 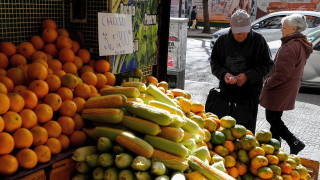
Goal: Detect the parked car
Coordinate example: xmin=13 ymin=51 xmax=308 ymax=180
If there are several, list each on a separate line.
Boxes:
xmin=268 ymin=26 xmax=320 ymax=88
xmin=210 ymin=11 xmax=320 ymax=48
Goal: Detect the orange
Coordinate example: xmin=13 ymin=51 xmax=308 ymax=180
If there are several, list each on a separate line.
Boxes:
xmin=44 ymin=43 xmax=58 ymax=58
xmin=19 ymin=109 xmax=37 ymax=129
xmin=56 ymin=87 xmax=73 ymax=101
xmin=62 ymin=62 xmax=78 ymax=75
xmin=56 ymin=36 xmax=72 ymax=49
xmin=59 ymin=100 xmax=77 ymax=117
xmin=0 ymin=75 xmax=14 ymax=92
xmin=48 ymin=59 xmax=62 ymax=71
xmin=0 ymin=42 xmax=16 ymax=57
xmin=257 ymin=167 xmax=273 ymax=179
xmin=43 ymin=93 xmax=62 ymax=111
xmin=95 ymin=59 xmax=110 ymax=73
xmin=0 ymin=82 xmax=7 ymax=94
xmin=224 ymin=155 xmax=236 ymax=168
xmin=17 ymin=42 xmax=35 ymax=59
xmin=237 ymin=150 xmax=250 ymax=164
xmin=95 ymin=73 xmax=107 ymax=89
xmin=57 ymin=116 xmax=75 ymax=135
xmin=0 ymin=93 xmax=10 ymax=115
xmin=261 ymin=144 xmax=275 ymax=155
xmin=6 ymin=68 xmax=25 ymax=85
xmin=235 ymin=161 xmax=247 ymax=176
xmin=0 ymin=132 xmax=15 ymax=155
xmin=73 ymin=56 xmax=83 ymax=70
xmin=71 ymin=40 xmax=80 ymax=53
xmin=227 ymin=167 xmax=239 ymax=178
xmin=223 ymin=140 xmax=235 ymax=153
xmin=274 ymin=150 xmax=288 ymax=162
xmin=81 ymin=71 xmax=97 ymax=86
xmin=43 ymin=120 xmax=62 ymax=138
xmin=34 ymin=145 xmax=51 ymax=163
xmin=73 ymin=97 xmax=85 ymax=113
xmin=30 ymin=35 xmax=45 ymax=50
xmin=251 ymin=155 xmax=268 ymax=170
xmin=239 ymin=135 xmax=256 ymax=151
xmin=104 ymin=72 xmax=116 ymax=86
xmin=59 ymin=48 xmax=75 ymax=63
xmin=74 ymin=83 xmax=91 ymax=99
xmin=255 ymin=129 xmax=272 ymax=144
xmin=267 ymin=155 xmax=279 ymax=165
xmin=69 ymin=130 xmax=87 ymax=147
xmin=178 ymin=97 xmax=191 ymax=114
xmin=279 ymin=162 xmax=292 ymax=175
xmin=249 ymin=146 xmax=265 ymax=159
xmin=34 ymin=103 xmax=53 ymax=123
xmin=42 ymin=19 xmax=57 ymax=29
xmin=28 ymin=80 xmax=49 ymax=99
xmin=0 ymin=116 xmax=3 ymax=132
xmin=45 ymin=138 xmax=62 ymax=155
xmin=80 ymin=65 xmax=94 ymax=75
xmin=3 ymin=111 xmax=22 ymax=133
xmin=147 ymin=76 xmax=158 ymax=85
xmin=214 ymin=145 xmax=228 ymax=157
xmin=16 ymin=148 xmax=38 ymax=169
xmin=10 ymin=54 xmax=27 ymax=67
xmin=20 ymin=90 xmax=38 ymax=109
xmin=190 ymin=101 xmax=205 ymax=114
xmin=58 ymin=134 xmax=70 ymax=151
xmin=31 ymin=51 xmax=48 ymax=62
xmin=53 ymin=69 xmax=66 ymax=79
xmin=45 ymin=74 xmax=61 ymax=92
xmin=0 ymin=154 xmax=18 ymax=175
xmin=0 ymin=69 xmax=6 ymax=77
xmin=57 ymin=28 xmax=69 ymax=37
xmin=0 ymin=53 xmax=9 ymax=69
xmin=31 ymin=126 xmax=48 ymax=146
xmin=13 ymin=128 xmax=33 ymax=149
xmin=77 ymin=49 xmax=90 ymax=64
xmin=27 ymin=62 xmax=48 ymax=81
xmin=13 ymin=85 xmax=27 ymax=94
xmin=89 ymin=85 xmax=98 ymax=95
xmin=42 ymin=28 xmax=58 ymax=43
xmin=290 ymin=170 xmax=300 ymax=180
xmin=72 ymin=113 xmax=85 ymax=130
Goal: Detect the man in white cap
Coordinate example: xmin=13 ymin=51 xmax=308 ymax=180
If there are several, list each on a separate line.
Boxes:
xmin=206 ymin=9 xmax=274 ymax=134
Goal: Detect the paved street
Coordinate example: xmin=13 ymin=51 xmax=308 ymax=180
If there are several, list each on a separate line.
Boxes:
xmin=184 ymin=37 xmax=320 ymax=164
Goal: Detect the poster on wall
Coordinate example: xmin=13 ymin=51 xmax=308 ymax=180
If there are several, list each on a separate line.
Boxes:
xmin=111 ymin=0 xmax=159 ymax=74
xmin=171 ymin=0 xmax=180 ymax=17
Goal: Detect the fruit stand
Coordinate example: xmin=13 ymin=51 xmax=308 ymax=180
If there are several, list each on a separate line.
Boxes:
xmin=0 ymin=0 xmax=319 ymax=180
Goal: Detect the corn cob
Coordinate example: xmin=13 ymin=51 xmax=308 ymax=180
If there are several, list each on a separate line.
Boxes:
xmin=148 ymin=100 xmax=184 ymax=117
xmin=158 ymin=127 xmax=184 ymax=143
xmin=82 ymin=128 xmax=99 ymax=140
xmin=146 ymin=85 xmax=177 ymax=107
xmin=121 ymin=116 xmax=161 ymax=135
xmin=94 ymin=126 xmax=133 ymax=141
xmin=152 ymin=149 xmax=189 ymax=172
xmin=139 ymin=93 xmax=155 ymax=104
xmin=121 ymin=82 xmax=147 ymax=92
xmin=124 ymin=101 xmax=172 ymax=126
xmin=185 ymin=172 xmax=208 ymax=180
xmin=72 ymin=146 xmax=98 ymax=162
xmin=82 ymin=108 xmax=123 ymax=124
xmin=144 ymin=135 xmax=189 ymax=158
xmin=126 ymin=98 xmax=144 ymax=104
xmin=188 ymin=156 xmax=235 ymax=180
xmin=84 ymin=94 xmax=127 ymax=108
xmin=169 ymin=114 xmax=186 ymax=128
xmin=181 ymin=116 xmax=201 ymax=135
xmin=100 ymin=87 xmax=140 ymax=98
xmin=116 ymin=132 xmax=154 ymax=158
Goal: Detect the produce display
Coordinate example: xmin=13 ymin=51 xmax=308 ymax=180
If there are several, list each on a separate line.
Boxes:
xmin=0 ymin=19 xmax=115 ymax=176
xmin=0 ymin=18 xmax=314 ymax=180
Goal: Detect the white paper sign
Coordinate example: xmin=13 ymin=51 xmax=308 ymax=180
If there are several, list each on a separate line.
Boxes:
xmin=98 ymin=13 xmax=133 ymax=56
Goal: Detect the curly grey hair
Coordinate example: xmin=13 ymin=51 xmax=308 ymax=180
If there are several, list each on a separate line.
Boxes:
xmin=281 ymin=14 xmax=308 ymax=33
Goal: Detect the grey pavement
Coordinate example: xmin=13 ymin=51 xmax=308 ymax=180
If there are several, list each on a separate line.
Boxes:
xmin=184 ymin=36 xmax=320 ymax=167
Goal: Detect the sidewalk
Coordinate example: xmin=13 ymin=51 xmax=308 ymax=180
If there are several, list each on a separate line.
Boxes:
xmin=187 ymin=27 xmax=221 ymax=38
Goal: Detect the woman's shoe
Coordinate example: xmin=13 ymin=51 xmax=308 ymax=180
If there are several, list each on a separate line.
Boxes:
xmin=288 ymin=137 xmax=305 ymax=155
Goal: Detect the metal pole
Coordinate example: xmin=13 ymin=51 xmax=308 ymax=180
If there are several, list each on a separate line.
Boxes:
xmin=178 ymin=0 xmax=182 ymax=17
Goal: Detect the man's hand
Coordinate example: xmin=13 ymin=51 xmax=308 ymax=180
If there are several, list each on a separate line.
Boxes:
xmin=235 ymin=73 xmax=247 ymax=86
xmin=224 ymin=73 xmax=237 ymax=84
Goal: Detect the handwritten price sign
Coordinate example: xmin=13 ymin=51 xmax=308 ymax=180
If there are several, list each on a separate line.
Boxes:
xmin=98 ymin=13 xmax=134 ymax=56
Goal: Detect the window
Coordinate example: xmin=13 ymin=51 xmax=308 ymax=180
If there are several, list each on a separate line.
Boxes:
xmin=305 ymin=16 xmax=320 ymax=28
xmin=257 ymin=15 xmax=286 ymax=29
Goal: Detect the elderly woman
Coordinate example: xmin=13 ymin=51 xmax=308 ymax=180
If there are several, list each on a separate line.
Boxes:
xmin=260 ymin=14 xmax=313 ymax=155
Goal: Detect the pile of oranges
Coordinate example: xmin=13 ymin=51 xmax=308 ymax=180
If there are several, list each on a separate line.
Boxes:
xmin=204 ymin=115 xmax=310 ymax=180
xmin=0 ymin=19 xmax=116 ymax=175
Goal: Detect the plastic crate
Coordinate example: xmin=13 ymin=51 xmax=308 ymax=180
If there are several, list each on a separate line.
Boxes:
xmin=301 ymin=158 xmax=319 ymax=180
xmin=166 ymin=70 xmax=185 ymax=89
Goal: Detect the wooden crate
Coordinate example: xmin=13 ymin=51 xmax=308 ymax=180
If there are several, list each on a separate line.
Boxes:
xmin=19 ymin=169 xmax=46 ymax=180
xmin=301 ymin=158 xmax=319 ymax=180
xmin=49 ymin=158 xmax=75 ymax=180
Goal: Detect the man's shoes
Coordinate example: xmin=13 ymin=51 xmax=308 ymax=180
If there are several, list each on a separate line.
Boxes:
xmin=288 ymin=137 xmax=305 ymax=155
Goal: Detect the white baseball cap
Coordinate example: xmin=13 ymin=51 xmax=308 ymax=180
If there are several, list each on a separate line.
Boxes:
xmin=231 ymin=9 xmax=251 ymax=34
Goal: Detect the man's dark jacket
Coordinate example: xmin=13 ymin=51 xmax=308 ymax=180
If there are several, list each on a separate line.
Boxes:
xmin=191 ymin=10 xmax=197 ymax=20
xmin=210 ymin=29 xmax=274 ymax=100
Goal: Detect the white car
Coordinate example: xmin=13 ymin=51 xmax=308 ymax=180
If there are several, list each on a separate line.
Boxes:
xmin=210 ymin=11 xmax=320 ymax=48
xmin=268 ymin=26 xmax=320 ymax=88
